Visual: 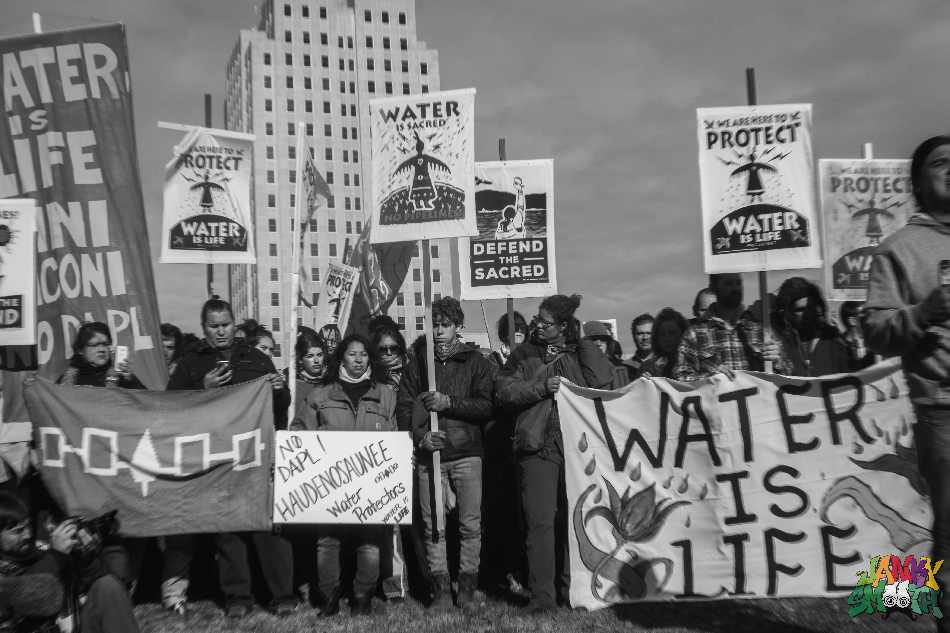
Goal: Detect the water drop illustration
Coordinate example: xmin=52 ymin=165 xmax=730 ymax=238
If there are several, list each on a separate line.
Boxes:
xmin=578 ymin=432 xmax=588 ymax=453
xmin=684 ymin=515 xmax=691 ymax=528
xmin=699 ymin=483 xmax=709 ymax=500
xmin=871 ymin=419 xmax=883 ymax=437
xmin=852 ymin=438 xmax=864 ymax=455
xmin=900 ymin=416 xmax=909 ymax=437
xmin=585 ymin=456 xmax=596 ymax=476
xmin=593 ymin=489 xmax=603 ymax=504
xmin=629 ymin=463 xmax=641 ymax=482
xmin=889 ymin=377 xmax=900 ymax=399
xmin=884 ymin=430 xmax=891 ymax=445
xmin=677 ymin=475 xmax=690 ymax=494
xmin=662 ymin=475 xmax=674 ymax=489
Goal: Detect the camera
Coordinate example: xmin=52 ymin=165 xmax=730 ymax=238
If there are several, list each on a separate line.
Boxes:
xmin=45 ymin=511 xmax=120 ymax=556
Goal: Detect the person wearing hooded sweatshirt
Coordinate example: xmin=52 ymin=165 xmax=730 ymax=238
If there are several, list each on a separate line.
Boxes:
xmin=864 ymin=135 xmax=950 ymax=632
xmin=395 ymin=297 xmax=494 ymax=612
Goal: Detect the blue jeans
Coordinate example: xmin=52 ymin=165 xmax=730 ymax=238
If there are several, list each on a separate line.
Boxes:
xmin=914 ymin=407 xmax=950 ymax=631
xmin=417 ymin=456 xmax=483 ymax=576
xmin=316 ymin=524 xmax=383 ymax=598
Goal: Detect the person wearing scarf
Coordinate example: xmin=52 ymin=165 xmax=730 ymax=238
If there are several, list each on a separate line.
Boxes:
xmin=164 ymin=298 xmax=295 ymax=620
xmin=290 ymin=334 xmax=397 ymax=617
xmin=372 ymin=326 xmax=408 ymax=393
xmin=57 ymin=322 xmax=145 ymax=390
xmin=395 ymin=298 xmax=494 ymax=613
xmin=496 ymin=294 xmax=615 ymax=614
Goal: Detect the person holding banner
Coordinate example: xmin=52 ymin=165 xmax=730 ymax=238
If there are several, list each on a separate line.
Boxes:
xmin=164 ymin=298 xmax=296 ymax=619
xmin=864 ymin=135 xmax=950 ymax=631
xmin=674 ymin=273 xmax=789 ymax=381
xmin=396 ymin=298 xmax=494 ymax=613
xmin=496 ymin=294 xmax=615 ymax=613
xmin=161 ymin=323 xmax=186 ymax=377
xmin=638 ymin=308 xmax=689 ymax=379
xmin=290 ymin=334 xmax=397 ymax=616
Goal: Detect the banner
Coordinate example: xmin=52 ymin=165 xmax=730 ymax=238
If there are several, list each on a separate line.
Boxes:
xmin=370 ymin=88 xmax=476 ymax=243
xmin=297 ymin=143 xmax=332 ymax=308
xmin=0 ymin=24 xmax=167 ymax=388
xmin=314 ymin=262 xmax=359 ymax=330
xmin=346 ymin=220 xmax=414 ymax=336
xmin=24 ymin=377 xmax=275 ymax=536
xmin=458 ymin=160 xmax=556 ymax=300
xmin=819 ymin=159 xmax=912 ymax=302
xmin=273 ymin=430 xmax=413 ymax=525
xmin=557 ymin=359 xmax=930 ymax=609
xmin=0 ymin=200 xmax=36 ymax=346
xmin=697 ymin=105 xmax=821 ymax=273
xmin=160 ymin=126 xmax=255 ymax=264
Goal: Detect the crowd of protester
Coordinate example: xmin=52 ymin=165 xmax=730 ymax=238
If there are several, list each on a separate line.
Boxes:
xmin=4 ymin=135 xmax=950 ymax=630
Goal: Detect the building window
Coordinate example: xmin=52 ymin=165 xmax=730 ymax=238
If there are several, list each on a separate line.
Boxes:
xmin=344 ymin=197 xmax=351 ymax=210
xmin=284 ymin=4 xmax=291 ymax=16
xmin=368 ymin=80 xmax=376 ymax=93
xmin=435 ymin=293 xmax=443 ymax=301
xmin=365 ymin=36 xmax=373 ymax=48
xmin=326 ymin=171 xmax=334 ymax=184
xmin=271 ymin=293 xmax=280 ymax=307
xmin=396 ymin=293 xmax=404 ymax=306
xmin=306 ymin=123 xmax=314 ymax=136
xmin=286 ymin=76 xmax=294 ymax=89
xmin=398 ymin=316 xmax=406 ymax=329
xmin=264 ymin=99 xmax=272 ymax=112
xmin=264 ymin=53 xmax=271 ymax=65
xmin=366 ymin=58 xmax=375 ymax=71
xmin=272 ymin=317 xmax=280 ymax=331
xmin=320 ymin=6 xmax=327 ymax=18
xmin=312 ymin=292 xmax=319 ymax=305
xmin=325 ymin=148 xmax=333 ymax=160
xmin=433 ymin=270 xmax=441 ymax=282
xmin=431 ymin=244 xmax=439 ymax=258
xmin=287 ymin=122 xmax=294 ymax=135
xmin=322 ymin=101 xmax=330 ymax=114
xmin=350 ymin=104 xmax=356 ymax=116
xmin=415 ymin=316 xmax=424 ymax=331
xmin=338 ymin=35 xmax=344 ymax=48
xmin=347 ymin=36 xmax=353 ymax=49
xmin=400 ymin=38 xmax=408 ymax=50
xmin=303 ymin=6 xmax=310 ymax=17
xmin=303 ymin=54 xmax=311 ymax=67
xmin=267 ymin=170 xmax=275 ymax=183
xmin=339 ymin=58 xmax=345 ymax=71
xmin=403 ymin=83 xmax=410 ymax=95
xmin=345 ymin=221 xmax=352 ymax=234
xmin=305 ymin=77 xmax=313 ymax=89
xmin=285 ymin=53 xmax=293 ymax=65
xmin=364 ymin=9 xmax=372 ymax=22
xmin=382 ymin=11 xmax=390 ymax=23
xmin=273 ymin=344 xmax=282 ymax=359
xmin=328 ymin=218 xmax=336 ymax=232
xmin=422 ymin=85 xmax=429 ymax=94
xmin=401 ymin=60 xmax=409 ymax=73
xmin=305 ymin=100 xmax=312 ymax=113
xmin=329 ymin=243 xmax=337 ymax=257
xmin=266 ymin=146 xmax=274 ymax=159
xmin=412 ymin=268 xmax=421 ymax=282
xmin=340 ymin=103 xmax=347 ymax=117
xmin=290 ymin=193 xmax=295 ymax=207
xmin=269 ymin=244 xmax=278 ymax=256
xmin=340 ymin=80 xmax=346 ymax=93
xmin=399 ymin=12 xmax=407 ymax=24
xmin=414 ymin=292 xmax=422 ymax=306
xmin=421 ymin=62 xmax=428 ymax=75
xmin=285 ymin=30 xmax=292 ymax=43
xmin=321 ymin=32 xmax=328 ymax=45
xmin=310 ymin=219 xmax=318 ymax=232
xmin=342 ymin=127 xmax=348 ymax=140
xmin=342 ymin=150 xmax=348 ymax=163
xmin=287 ymin=98 xmax=295 ymax=112
xmin=321 ymin=55 xmax=329 ymax=68
xmin=270 ymin=267 xmax=279 ymax=282
xmin=353 ymin=150 xmax=359 ymax=163
xmin=311 ymin=267 xmax=320 ymax=282
xmin=303 ymin=32 xmax=311 ymax=44
xmin=268 ymin=218 xmax=277 ymax=232
xmin=268 ymin=194 xmax=276 ymax=207
xmin=310 ymin=243 xmax=319 ymax=256
xmin=355 ymin=197 xmax=361 ymax=210
xmin=288 ymin=147 xmax=296 ymax=160
xmin=384 ymin=59 xmax=392 ymax=72
xmin=351 ymin=127 xmax=358 ymax=139
xmin=343 ymin=173 xmax=350 ymax=186
xmin=327 ymin=196 xmax=335 ymax=208
xmin=383 ymin=37 xmax=390 ymax=50
xmin=264 ymin=76 xmax=272 ymax=88
xmin=324 ymin=124 xmax=332 ymax=137
xmin=289 ymin=170 xmax=296 ymax=184
xmin=385 ymin=81 xmax=393 ymax=94
xmin=349 ymin=81 xmax=355 ymax=94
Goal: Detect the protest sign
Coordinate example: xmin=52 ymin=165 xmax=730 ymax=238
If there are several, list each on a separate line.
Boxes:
xmin=0 ymin=200 xmax=36 ymax=346
xmin=25 ymin=377 xmax=275 ymax=536
xmin=819 ymin=159 xmax=913 ymax=302
xmin=370 ymin=89 xmax=476 ymax=244
xmin=314 ymin=262 xmax=360 ymax=330
xmin=272 ymin=430 xmax=413 ymax=525
xmin=697 ymin=105 xmax=822 ymax=273
xmin=0 ymin=24 xmax=166 ymax=388
xmin=160 ymin=126 xmax=255 ymax=264
xmin=458 ymin=160 xmax=556 ymax=300
xmin=557 ymin=359 xmax=930 ymax=609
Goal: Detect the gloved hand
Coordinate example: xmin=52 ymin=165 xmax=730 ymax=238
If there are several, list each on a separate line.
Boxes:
xmin=920 ymin=286 xmax=950 ymax=325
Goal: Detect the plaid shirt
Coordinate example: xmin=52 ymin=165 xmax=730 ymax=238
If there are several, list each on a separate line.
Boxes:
xmin=673 ymin=309 xmax=789 ymax=382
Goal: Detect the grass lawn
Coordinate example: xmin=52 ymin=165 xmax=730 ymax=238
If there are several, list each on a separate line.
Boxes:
xmin=134 ymin=594 xmax=936 ymax=633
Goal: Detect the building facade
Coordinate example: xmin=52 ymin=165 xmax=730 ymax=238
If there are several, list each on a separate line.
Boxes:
xmin=225 ymin=0 xmax=454 ymax=367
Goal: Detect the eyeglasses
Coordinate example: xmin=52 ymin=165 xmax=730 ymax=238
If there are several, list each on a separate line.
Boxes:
xmin=83 ymin=343 xmax=111 ymax=350
xmin=533 ymin=315 xmax=555 ymax=329
xmin=377 ymin=345 xmax=400 ymax=355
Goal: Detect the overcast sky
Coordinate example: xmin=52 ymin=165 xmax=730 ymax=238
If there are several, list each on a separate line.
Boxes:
xmin=2 ymin=0 xmax=949 ymax=347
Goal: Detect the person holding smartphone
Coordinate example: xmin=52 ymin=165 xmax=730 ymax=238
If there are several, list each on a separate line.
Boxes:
xmin=864 ymin=135 xmax=950 ymax=633
xmin=56 ymin=322 xmax=145 ymax=390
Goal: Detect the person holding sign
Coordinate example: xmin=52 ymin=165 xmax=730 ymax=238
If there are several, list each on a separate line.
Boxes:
xmin=395 ymin=298 xmax=494 ymax=613
xmin=290 ymin=334 xmax=397 ymax=616
xmin=864 ymin=135 xmax=950 ymax=630
xmin=496 ymin=294 xmax=615 ymax=613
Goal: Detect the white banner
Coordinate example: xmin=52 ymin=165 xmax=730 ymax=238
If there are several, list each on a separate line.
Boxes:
xmin=697 ymin=105 xmax=821 ymax=273
xmin=314 ymin=262 xmax=360 ymax=330
xmin=160 ymin=127 xmax=256 ymax=264
xmin=370 ymin=89 xmax=477 ymax=244
xmin=273 ymin=430 xmax=413 ymax=525
xmin=557 ymin=359 xmax=931 ymax=610
xmin=0 ymin=200 xmax=36 ymax=346
xmin=819 ymin=159 xmax=913 ymax=302
xmin=458 ymin=160 xmax=556 ymax=300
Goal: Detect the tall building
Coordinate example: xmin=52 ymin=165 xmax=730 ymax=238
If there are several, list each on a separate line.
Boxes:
xmin=225 ymin=0 xmax=454 ymax=367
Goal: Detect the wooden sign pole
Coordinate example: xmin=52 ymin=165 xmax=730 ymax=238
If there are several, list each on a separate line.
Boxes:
xmin=499 ymin=138 xmax=518 ymax=352
xmin=746 ymin=68 xmax=773 ymax=374
xmin=422 ymin=238 xmax=445 ymax=540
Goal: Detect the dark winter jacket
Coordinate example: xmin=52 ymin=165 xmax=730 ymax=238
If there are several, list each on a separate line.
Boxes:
xmin=774 ymin=325 xmax=870 ymax=377
xmin=496 ymin=339 xmax=615 ymax=455
xmin=166 ymin=339 xmax=290 ymax=428
xmin=395 ymin=338 xmax=494 ymax=461
xmin=56 ymin=355 xmax=146 ymax=390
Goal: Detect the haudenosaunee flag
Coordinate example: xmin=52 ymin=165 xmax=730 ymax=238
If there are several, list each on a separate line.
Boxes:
xmin=346 ymin=220 xmax=414 ymax=336
xmin=298 ymin=147 xmax=332 ymax=308
xmin=25 ymin=378 xmax=275 ymax=536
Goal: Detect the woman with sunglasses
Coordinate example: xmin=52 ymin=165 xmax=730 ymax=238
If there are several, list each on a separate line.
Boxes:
xmin=496 ymin=294 xmax=615 ymax=613
xmin=372 ymin=326 xmax=408 ymax=392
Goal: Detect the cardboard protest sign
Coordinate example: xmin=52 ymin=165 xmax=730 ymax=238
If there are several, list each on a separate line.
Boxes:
xmin=0 ymin=24 xmax=167 ymax=387
xmin=25 ymin=377 xmax=275 ymax=536
xmin=697 ymin=105 xmax=821 ymax=273
xmin=0 ymin=200 xmax=36 ymax=346
xmin=273 ymin=430 xmax=413 ymax=525
xmin=370 ymin=89 xmax=476 ymax=243
xmin=161 ymin=127 xmax=255 ymax=264
xmin=558 ymin=359 xmax=929 ymax=609
xmin=314 ymin=262 xmax=359 ymax=330
xmin=459 ymin=160 xmax=556 ymax=300
xmin=819 ymin=159 xmax=913 ymax=302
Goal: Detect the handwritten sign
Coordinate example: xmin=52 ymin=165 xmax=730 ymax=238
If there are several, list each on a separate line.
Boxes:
xmin=272 ymin=430 xmax=413 ymax=525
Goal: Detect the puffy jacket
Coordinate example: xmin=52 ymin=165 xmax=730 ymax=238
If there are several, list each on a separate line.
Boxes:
xmin=395 ymin=338 xmax=494 ymax=461
xmin=290 ymin=380 xmax=397 ymax=432
xmin=496 ymin=339 xmax=614 ymax=455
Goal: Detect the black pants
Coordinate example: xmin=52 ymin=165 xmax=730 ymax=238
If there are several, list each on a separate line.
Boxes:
xmin=481 ymin=452 xmax=526 ymax=587
xmin=82 ymin=574 xmax=141 ymax=633
xmin=519 ymin=450 xmax=569 ymax=609
xmin=914 ymin=407 xmax=950 ymax=631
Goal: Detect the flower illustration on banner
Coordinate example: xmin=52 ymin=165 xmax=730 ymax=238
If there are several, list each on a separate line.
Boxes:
xmin=574 ymin=479 xmax=690 ymax=604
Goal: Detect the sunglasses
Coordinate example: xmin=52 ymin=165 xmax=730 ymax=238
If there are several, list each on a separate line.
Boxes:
xmin=377 ymin=345 xmax=400 ymax=355
xmin=533 ymin=315 xmax=555 ymax=329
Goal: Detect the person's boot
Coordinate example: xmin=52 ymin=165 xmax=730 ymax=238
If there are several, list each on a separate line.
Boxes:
xmin=351 ymin=590 xmax=373 ymax=616
xmin=456 ymin=572 xmax=481 ymax=613
xmin=319 ymin=587 xmax=342 ymax=617
xmin=427 ymin=573 xmax=454 ymax=612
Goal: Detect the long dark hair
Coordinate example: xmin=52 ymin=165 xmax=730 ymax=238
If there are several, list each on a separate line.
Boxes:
xmin=911 ymin=135 xmax=950 ymax=209
xmin=650 ymin=308 xmax=689 ymax=360
xmin=160 ymin=323 xmax=184 ymax=361
xmin=537 ymin=294 xmax=582 ymax=345
xmin=772 ymin=277 xmax=830 ymax=345
xmin=371 ymin=326 xmax=407 ymax=358
xmin=321 ymin=334 xmax=389 ymax=385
